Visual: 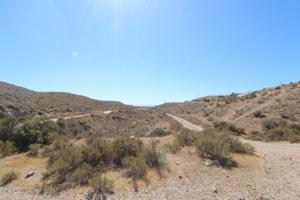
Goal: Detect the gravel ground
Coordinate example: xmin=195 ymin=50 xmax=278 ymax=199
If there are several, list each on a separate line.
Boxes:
xmin=1 ymin=116 xmax=299 ymax=200
xmin=109 ymin=139 xmax=300 ymax=200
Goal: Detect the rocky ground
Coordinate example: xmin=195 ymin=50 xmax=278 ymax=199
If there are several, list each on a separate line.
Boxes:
xmin=1 ymin=116 xmax=300 ymax=200
xmin=1 ymin=138 xmax=299 ymax=200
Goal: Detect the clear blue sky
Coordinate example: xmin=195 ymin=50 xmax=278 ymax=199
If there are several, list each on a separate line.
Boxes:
xmin=0 ymin=0 xmax=299 ymax=105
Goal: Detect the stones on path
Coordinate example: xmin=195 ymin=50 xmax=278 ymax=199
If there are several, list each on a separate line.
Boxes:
xmin=25 ymin=171 xmax=35 ymax=179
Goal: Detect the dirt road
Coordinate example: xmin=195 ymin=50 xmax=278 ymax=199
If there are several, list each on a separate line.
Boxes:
xmin=167 ymin=113 xmax=203 ymax=132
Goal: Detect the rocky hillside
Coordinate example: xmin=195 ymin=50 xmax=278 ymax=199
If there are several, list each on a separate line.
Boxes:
xmin=0 ymin=82 xmax=127 ymax=118
xmin=157 ymin=81 xmax=300 ymax=133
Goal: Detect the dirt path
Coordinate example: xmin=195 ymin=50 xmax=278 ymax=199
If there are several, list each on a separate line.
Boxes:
xmin=167 ymin=114 xmax=203 ymax=132
xmin=49 ymin=114 xmax=91 ymax=122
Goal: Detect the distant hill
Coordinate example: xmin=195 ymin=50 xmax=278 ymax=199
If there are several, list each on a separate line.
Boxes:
xmin=0 ymin=81 xmax=127 ymax=118
xmin=157 ymin=81 xmax=300 ymax=133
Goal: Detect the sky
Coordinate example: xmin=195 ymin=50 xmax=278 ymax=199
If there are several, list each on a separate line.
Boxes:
xmin=0 ymin=0 xmax=300 ymax=106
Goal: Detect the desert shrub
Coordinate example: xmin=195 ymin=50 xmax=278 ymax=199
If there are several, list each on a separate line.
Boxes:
xmin=280 ymin=113 xmax=297 ymax=121
xmin=195 ymin=133 xmax=254 ymax=168
xmin=254 ymin=111 xmax=266 ymax=118
xmin=69 ymin=164 xmax=93 ymax=186
xmin=288 ymin=134 xmax=300 ymax=143
xmin=195 ymin=134 xmax=236 ymax=169
xmin=113 ymin=136 xmax=144 ymax=167
xmin=85 ymin=136 xmax=115 ymax=167
xmin=0 ymin=141 xmax=17 ymax=157
xmin=0 ymin=117 xmax=17 ymax=141
xmin=261 ymin=119 xmax=300 ymax=143
xmin=0 ymin=172 xmax=17 ymax=186
xmin=88 ymin=176 xmax=114 ymax=198
xmin=213 ymin=121 xmax=245 ymax=136
xmin=262 ymin=119 xmax=285 ymax=130
xmin=213 ymin=121 xmax=228 ymax=130
xmin=10 ymin=118 xmax=62 ymax=152
xmin=44 ymin=141 xmax=83 ymax=186
xmin=249 ymin=131 xmax=262 ymax=141
xmin=78 ymin=119 xmax=90 ymax=131
xmin=28 ymin=144 xmax=42 ymax=157
xmin=149 ymin=128 xmax=168 ymax=137
xmin=228 ymin=124 xmax=245 ymax=136
xmin=43 ymin=135 xmax=167 ymax=192
xmin=0 ymin=116 xmax=91 ymax=157
xmin=170 ymin=140 xmax=181 ymax=154
xmin=228 ymin=138 xmax=255 ymax=154
xmin=249 ymin=92 xmax=257 ymax=98
xmin=56 ymin=118 xmax=90 ymax=137
xmin=275 ymin=86 xmax=281 ymax=90
xmin=143 ymin=142 xmax=165 ymax=172
xmin=176 ymin=129 xmax=200 ymax=146
xmin=122 ymin=156 xmax=148 ymax=180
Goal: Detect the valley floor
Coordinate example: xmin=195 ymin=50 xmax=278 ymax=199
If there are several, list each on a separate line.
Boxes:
xmin=1 ymin=116 xmax=300 ymax=200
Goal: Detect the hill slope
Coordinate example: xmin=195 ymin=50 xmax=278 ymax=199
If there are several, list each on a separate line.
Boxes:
xmin=0 ymin=82 xmax=127 ymax=117
xmin=157 ymin=82 xmax=300 ymax=133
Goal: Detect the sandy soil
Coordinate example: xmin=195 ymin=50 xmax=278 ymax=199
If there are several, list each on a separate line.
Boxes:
xmin=0 ymin=115 xmax=299 ymax=200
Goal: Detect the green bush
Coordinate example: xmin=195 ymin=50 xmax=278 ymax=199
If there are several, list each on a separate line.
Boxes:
xmin=0 ymin=172 xmax=17 ymax=186
xmin=12 ymin=118 xmax=61 ymax=151
xmin=0 ymin=117 xmax=62 ymax=153
xmin=0 ymin=141 xmax=17 ymax=158
xmin=0 ymin=117 xmax=17 ymax=141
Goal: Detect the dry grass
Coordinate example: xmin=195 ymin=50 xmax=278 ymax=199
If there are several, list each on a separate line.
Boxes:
xmin=0 ymin=154 xmax=47 ymax=189
xmin=231 ymin=154 xmax=262 ymax=168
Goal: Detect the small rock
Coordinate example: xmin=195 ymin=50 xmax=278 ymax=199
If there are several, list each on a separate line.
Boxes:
xmin=189 ymin=149 xmax=197 ymax=154
xmin=25 ymin=171 xmax=35 ymax=179
xmin=212 ymin=186 xmax=218 ymax=193
xmin=205 ymin=159 xmax=214 ymax=167
xmin=178 ymin=176 xmax=183 ymax=180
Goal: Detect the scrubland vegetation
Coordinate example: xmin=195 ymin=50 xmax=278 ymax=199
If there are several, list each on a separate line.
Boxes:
xmin=250 ymin=119 xmax=300 ymax=143
xmin=0 ymin=116 xmax=90 ymax=158
xmin=41 ymin=135 xmax=166 ymax=196
xmin=213 ymin=121 xmax=245 ymax=136
xmin=174 ymin=128 xmax=254 ymax=168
